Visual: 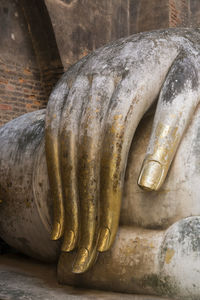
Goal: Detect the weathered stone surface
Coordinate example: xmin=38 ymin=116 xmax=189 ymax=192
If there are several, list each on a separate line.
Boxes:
xmin=1 ymin=28 xmax=200 ymax=298
xmin=0 ymin=254 xmax=169 ymax=300
xmin=44 ymin=0 xmax=170 ymax=70
xmin=1 ymin=0 xmax=200 ymax=126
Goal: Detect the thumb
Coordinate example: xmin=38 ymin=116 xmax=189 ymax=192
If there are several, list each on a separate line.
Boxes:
xmin=138 ymin=51 xmax=200 ymax=191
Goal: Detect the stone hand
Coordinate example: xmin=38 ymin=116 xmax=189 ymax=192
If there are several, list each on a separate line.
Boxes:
xmin=45 ymin=29 xmax=200 ymax=273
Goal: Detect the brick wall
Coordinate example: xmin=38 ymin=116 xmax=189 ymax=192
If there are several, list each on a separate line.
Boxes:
xmin=169 ymin=0 xmax=190 ymax=27
xmin=0 ymin=59 xmax=46 ymax=126
xmin=0 ymin=0 xmax=63 ymax=127
xmin=1 ymin=0 xmax=200 ymax=127
xmin=0 ymin=59 xmax=64 ymax=126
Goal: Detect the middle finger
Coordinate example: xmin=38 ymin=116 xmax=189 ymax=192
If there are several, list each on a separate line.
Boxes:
xmin=72 ymin=74 xmax=116 ymax=273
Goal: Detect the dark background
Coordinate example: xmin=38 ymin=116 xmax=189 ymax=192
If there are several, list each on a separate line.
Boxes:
xmin=0 ymin=0 xmax=199 ymax=126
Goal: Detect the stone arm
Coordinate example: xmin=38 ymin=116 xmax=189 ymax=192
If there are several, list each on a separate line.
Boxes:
xmin=1 ymin=106 xmax=200 ymax=298
xmin=45 ymin=28 xmax=200 ymax=273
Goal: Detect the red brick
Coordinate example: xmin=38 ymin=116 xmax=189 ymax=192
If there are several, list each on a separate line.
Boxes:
xmin=0 ymin=104 xmax=13 ymax=110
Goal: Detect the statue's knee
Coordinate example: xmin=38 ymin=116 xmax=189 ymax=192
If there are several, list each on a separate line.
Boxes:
xmin=158 ymin=217 xmax=200 ymax=298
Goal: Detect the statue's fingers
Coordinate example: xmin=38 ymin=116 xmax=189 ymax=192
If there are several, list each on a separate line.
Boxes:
xmin=72 ymin=75 xmax=116 ymax=273
xmin=46 ymin=79 xmax=70 ymax=240
xmin=138 ymin=51 xmax=200 ymax=191
xmin=45 ymin=58 xmax=88 ymax=241
xmin=60 ymin=75 xmax=91 ymax=252
xmin=97 ymin=71 xmax=162 ymax=252
xmin=98 ymin=74 xmax=153 ymax=251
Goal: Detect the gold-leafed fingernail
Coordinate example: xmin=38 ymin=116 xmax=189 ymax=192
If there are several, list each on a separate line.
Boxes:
xmin=98 ymin=227 xmax=110 ymax=252
xmin=72 ymin=248 xmax=89 ymax=274
xmin=51 ymin=222 xmax=62 ymax=240
xmin=61 ymin=230 xmax=75 ymax=252
xmin=138 ymin=160 xmax=163 ymax=191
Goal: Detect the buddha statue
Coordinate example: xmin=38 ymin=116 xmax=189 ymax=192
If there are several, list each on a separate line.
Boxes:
xmin=0 ymin=27 xmax=200 ymax=299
